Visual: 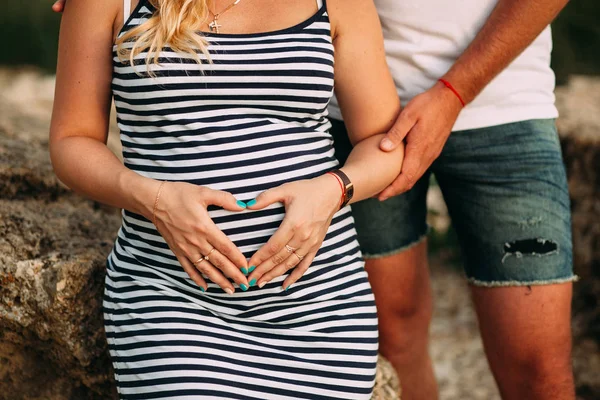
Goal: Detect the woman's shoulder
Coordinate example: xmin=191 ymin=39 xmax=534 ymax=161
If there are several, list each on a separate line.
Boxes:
xmin=61 ymin=0 xmax=123 ymax=42
xmin=326 ymin=0 xmax=381 ymax=39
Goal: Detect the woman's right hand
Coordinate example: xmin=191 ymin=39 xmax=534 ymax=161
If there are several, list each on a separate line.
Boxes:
xmin=152 ymin=181 xmax=249 ymax=294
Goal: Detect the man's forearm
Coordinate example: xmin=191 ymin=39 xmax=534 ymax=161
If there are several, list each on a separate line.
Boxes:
xmin=443 ymin=0 xmax=569 ymax=104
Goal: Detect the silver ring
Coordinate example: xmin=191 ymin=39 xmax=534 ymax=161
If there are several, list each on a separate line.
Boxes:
xmin=293 ymin=252 xmax=304 ymax=261
xmin=285 ymin=244 xmax=296 ymax=253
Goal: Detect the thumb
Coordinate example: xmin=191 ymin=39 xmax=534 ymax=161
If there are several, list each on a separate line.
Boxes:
xmin=52 ymin=0 xmax=66 ymax=13
xmin=246 ymin=187 xmax=286 ymax=210
xmin=380 ymin=109 xmax=416 ymax=152
xmin=204 ymin=189 xmax=247 ymax=211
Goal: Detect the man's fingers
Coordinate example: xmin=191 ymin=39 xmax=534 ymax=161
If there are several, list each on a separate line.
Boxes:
xmin=380 ymin=109 xmax=416 ymax=151
xmin=378 ymin=144 xmax=422 ymax=199
xmin=378 ymin=175 xmax=410 ymax=200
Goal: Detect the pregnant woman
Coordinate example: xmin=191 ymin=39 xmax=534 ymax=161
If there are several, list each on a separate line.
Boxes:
xmin=50 ymin=0 xmax=402 ymax=398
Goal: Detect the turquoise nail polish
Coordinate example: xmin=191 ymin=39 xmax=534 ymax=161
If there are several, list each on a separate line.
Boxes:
xmin=236 ymin=200 xmax=247 ymax=208
xmin=241 ymin=267 xmax=248 ymax=275
xmin=240 ymin=284 xmax=249 ymax=291
xmin=200 ymin=287 xmax=206 ymax=293
xmin=248 ymin=266 xmax=256 ymax=273
xmin=285 ymin=285 xmax=291 ymax=291
xmin=246 ymin=199 xmax=257 ymax=207
xmin=249 ymin=278 xmax=257 ymax=287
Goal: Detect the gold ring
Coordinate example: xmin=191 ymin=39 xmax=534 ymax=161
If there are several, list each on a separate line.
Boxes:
xmin=285 ymin=244 xmax=296 ymax=253
xmin=193 ymin=257 xmax=205 ymax=266
xmin=293 ymin=251 xmax=304 ymax=261
xmin=204 ymin=247 xmax=216 ymax=262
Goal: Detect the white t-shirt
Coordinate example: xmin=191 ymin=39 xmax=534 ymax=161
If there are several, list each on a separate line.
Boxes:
xmin=328 ymin=0 xmax=559 ymax=131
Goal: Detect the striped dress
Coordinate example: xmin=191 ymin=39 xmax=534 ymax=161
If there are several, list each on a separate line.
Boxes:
xmin=102 ymin=1 xmax=378 ymax=398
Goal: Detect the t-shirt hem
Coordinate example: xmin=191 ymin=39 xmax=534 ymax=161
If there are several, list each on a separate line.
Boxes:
xmin=326 ymin=105 xmax=559 ymax=131
xmin=451 ymin=106 xmax=559 ymax=131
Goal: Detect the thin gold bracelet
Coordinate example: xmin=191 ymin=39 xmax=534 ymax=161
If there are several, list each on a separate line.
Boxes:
xmin=152 ymin=181 xmax=166 ymax=228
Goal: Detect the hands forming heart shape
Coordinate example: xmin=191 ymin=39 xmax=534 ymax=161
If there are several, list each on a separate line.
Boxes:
xmin=153 ymin=175 xmax=342 ymax=294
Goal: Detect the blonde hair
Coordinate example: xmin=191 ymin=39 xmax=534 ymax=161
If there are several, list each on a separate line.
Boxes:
xmin=116 ymin=0 xmax=212 ymax=70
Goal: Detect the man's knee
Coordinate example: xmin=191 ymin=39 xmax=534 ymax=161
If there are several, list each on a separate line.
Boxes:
xmin=499 ymin=348 xmax=574 ymax=398
xmin=378 ymin=276 xmax=433 ymax=354
xmin=365 ymin=241 xmax=433 ymax=355
xmin=380 ymin=289 xmax=433 ymax=325
xmin=376 ymin=284 xmax=433 ymax=356
xmin=507 ymin=326 xmax=573 ymax=376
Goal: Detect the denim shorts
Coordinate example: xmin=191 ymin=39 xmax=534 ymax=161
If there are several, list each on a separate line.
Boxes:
xmin=330 ymin=118 xmax=576 ymax=287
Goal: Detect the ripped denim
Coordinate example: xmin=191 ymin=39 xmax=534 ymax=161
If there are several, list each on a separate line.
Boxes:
xmin=330 ymin=118 xmax=576 ymax=287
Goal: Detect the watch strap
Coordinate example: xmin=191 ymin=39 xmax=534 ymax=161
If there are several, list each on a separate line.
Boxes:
xmin=328 ymin=169 xmax=354 ymax=209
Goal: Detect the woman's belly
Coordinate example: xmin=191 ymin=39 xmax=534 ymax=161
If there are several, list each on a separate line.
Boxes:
xmin=108 ymin=123 xmax=360 ymax=292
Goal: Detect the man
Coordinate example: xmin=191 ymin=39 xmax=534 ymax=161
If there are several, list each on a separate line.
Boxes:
xmin=53 ymin=0 xmax=576 ymax=399
xmin=327 ymin=1 xmax=576 ymax=399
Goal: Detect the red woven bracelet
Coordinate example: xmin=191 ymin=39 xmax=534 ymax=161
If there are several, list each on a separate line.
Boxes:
xmin=438 ymin=78 xmax=466 ymax=107
xmin=326 ymin=171 xmax=345 ymax=210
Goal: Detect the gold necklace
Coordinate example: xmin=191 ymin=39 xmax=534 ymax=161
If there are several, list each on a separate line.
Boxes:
xmin=208 ymin=0 xmax=242 ymax=34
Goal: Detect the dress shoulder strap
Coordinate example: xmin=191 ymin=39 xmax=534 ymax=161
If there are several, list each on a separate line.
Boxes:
xmin=123 ymin=0 xmax=132 ymax=25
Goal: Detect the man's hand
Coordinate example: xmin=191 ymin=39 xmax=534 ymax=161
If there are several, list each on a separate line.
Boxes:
xmin=52 ymin=0 xmax=66 ymax=12
xmin=377 ymin=80 xmax=462 ymax=200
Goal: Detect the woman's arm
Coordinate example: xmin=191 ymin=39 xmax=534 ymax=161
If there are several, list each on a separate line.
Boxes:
xmin=246 ymin=0 xmax=403 ymax=289
xmin=49 ymin=0 xmax=249 ymax=293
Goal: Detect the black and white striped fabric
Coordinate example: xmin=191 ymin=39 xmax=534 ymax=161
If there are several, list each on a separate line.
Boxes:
xmin=103 ymin=0 xmax=378 ymax=398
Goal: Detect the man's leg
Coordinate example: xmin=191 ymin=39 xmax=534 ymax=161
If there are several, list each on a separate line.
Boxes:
xmin=329 ymin=118 xmax=438 ymax=399
xmin=365 ymin=241 xmax=438 ymax=400
xmin=471 ymin=284 xmax=574 ymax=399
xmin=434 ymin=119 xmax=576 ymax=399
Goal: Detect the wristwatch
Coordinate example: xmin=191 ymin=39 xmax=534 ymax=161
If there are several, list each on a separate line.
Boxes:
xmin=328 ymin=169 xmax=354 ymax=209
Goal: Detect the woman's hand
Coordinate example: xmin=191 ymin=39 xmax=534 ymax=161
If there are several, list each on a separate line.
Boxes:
xmin=153 ymin=181 xmax=250 ymax=294
xmin=245 ymin=174 xmax=342 ymax=290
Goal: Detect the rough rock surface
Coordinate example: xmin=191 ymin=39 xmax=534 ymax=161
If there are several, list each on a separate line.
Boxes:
xmin=0 ymin=68 xmax=400 ymax=400
xmin=556 ymin=77 xmax=600 ymax=400
xmin=0 ymin=113 xmax=121 ymax=398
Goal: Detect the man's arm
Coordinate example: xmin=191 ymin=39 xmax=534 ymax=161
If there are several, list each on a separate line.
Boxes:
xmin=378 ymin=0 xmax=569 ymax=200
xmin=443 ymin=0 xmax=568 ymax=104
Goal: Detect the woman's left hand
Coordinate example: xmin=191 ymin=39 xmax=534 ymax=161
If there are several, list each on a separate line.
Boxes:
xmin=246 ymin=174 xmax=343 ymax=290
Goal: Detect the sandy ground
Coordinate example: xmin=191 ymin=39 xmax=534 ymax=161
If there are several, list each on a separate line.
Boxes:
xmin=428 ymin=258 xmax=502 ymax=399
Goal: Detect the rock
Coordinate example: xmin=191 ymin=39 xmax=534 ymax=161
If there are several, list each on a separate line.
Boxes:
xmin=556 ymin=76 xmax=600 ymax=400
xmin=0 ymin=127 xmax=122 ymax=399
xmin=373 ymin=355 xmax=401 ymax=400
